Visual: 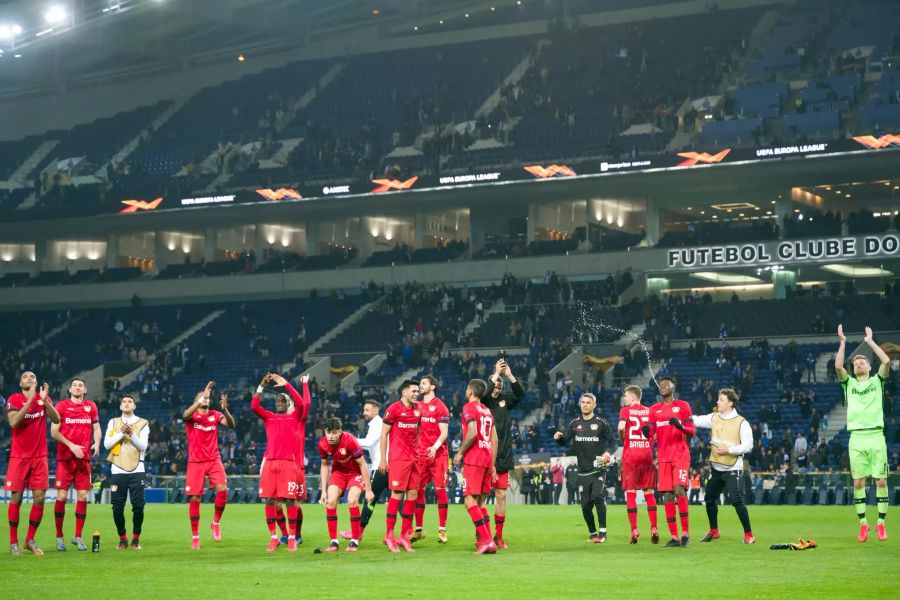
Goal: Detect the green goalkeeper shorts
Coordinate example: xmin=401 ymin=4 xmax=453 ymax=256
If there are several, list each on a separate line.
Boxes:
xmin=848 ymin=430 xmax=888 ymax=480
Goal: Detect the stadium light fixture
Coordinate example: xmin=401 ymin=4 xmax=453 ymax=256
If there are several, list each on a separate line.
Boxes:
xmin=45 ymin=5 xmax=68 ymax=24
xmin=821 ymin=264 xmax=892 ymax=278
xmin=0 ymin=24 xmax=23 ymax=39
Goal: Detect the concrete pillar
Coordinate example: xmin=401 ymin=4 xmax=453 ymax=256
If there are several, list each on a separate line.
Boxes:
xmin=775 ymin=195 xmax=789 ymax=238
xmin=646 ymin=276 xmax=670 ymax=297
xmin=204 ymin=228 xmax=216 ymax=263
xmin=772 ymin=270 xmax=797 ymax=299
xmin=645 ymin=197 xmax=661 ymax=247
xmin=106 ymin=234 xmax=119 ymax=269
xmin=527 ymin=203 xmax=540 ymax=243
xmin=35 ymin=240 xmax=49 ymax=273
xmin=153 ymin=232 xmax=168 ymax=271
xmin=414 ymin=212 xmax=426 ymax=249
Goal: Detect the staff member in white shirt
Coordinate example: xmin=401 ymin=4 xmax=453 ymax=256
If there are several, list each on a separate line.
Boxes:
xmin=356 ymin=399 xmax=386 ymax=534
xmin=103 ymin=394 xmax=150 ymax=550
xmin=693 ymin=388 xmax=755 ymax=544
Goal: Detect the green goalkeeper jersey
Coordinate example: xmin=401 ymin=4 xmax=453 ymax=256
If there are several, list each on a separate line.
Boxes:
xmin=841 ymin=373 xmax=885 ymax=431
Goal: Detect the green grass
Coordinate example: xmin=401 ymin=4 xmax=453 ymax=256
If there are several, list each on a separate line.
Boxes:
xmin=1 ymin=502 xmax=894 ymax=598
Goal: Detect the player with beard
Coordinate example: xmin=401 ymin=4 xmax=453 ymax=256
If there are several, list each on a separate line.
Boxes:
xmin=482 ymin=356 xmax=524 ymax=549
xmin=51 ymin=377 xmax=100 ymax=552
xmin=412 ymin=375 xmax=450 ymax=543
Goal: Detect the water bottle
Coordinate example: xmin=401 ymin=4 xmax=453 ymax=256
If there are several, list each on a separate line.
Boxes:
xmin=92 ymin=531 xmax=100 ymax=552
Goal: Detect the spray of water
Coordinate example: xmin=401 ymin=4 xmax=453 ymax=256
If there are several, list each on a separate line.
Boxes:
xmin=575 ymin=303 xmax=659 ymax=389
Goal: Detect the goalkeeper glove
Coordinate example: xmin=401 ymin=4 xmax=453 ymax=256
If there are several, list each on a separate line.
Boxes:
xmin=669 ymin=417 xmax=684 ymax=431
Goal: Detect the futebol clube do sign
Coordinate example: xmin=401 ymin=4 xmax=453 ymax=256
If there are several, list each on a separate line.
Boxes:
xmin=666 ymin=234 xmax=899 ymax=269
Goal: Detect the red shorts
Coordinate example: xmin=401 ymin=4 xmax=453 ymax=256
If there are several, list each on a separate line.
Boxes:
xmin=258 ymin=459 xmax=300 ymax=499
xmin=417 ymin=452 xmax=449 ymax=488
xmin=55 ymin=459 xmax=92 ymax=491
xmin=657 ymin=461 xmax=690 ymax=492
xmin=462 ymin=465 xmax=492 ymax=497
xmin=185 ymin=459 xmax=227 ymax=494
xmin=493 ymin=470 xmax=510 ymax=490
xmin=621 ymin=462 xmax=656 ymax=491
xmin=388 ymin=459 xmax=420 ymax=492
xmin=329 ymin=471 xmax=365 ymax=493
xmin=295 ymin=468 xmax=308 ymax=501
xmin=5 ymin=456 xmax=49 ymax=492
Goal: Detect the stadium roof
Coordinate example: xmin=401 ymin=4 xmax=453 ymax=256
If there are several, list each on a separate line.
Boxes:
xmin=0 ymin=0 xmax=483 ymax=96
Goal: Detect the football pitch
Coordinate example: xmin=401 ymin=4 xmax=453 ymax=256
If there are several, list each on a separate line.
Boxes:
xmin=2 ymin=503 xmax=894 ymax=598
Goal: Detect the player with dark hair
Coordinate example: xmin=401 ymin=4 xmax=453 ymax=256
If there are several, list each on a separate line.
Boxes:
xmin=453 ymin=378 xmax=498 ymax=555
xmin=836 ymin=325 xmax=891 ymax=542
xmin=642 ymin=376 xmax=695 ymax=547
xmin=50 ymin=377 xmax=100 ymax=551
xmin=693 ymin=388 xmax=755 ymax=544
xmin=617 ymin=384 xmax=658 ymax=544
xmin=104 ymin=394 xmax=149 ymax=549
xmin=554 ymin=393 xmax=616 ymax=543
xmin=482 ymin=357 xmax=524 ymax=549
xmin=182 ymin=381 xmax=235 ymax=549
xmin=412 ymin=374 xmax=450 ymax=543
xmin=276 ymin=372 xmax=312 ymax=545
xmin=379 ymin=379 xmax=421 ymax=552
xmin=355 ymin=399 xmax=387 ymax=537
xmin=318 ymin=417 xmax=374 ymax=552
xmin=5 ymin=372 xmax=60 ymax=555
xmin=252 ymin=372 xmax=310 ymax=552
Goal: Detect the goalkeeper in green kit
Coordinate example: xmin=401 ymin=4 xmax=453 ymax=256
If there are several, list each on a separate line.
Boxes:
xmin=834 ymin=324 xmax=890 ymax=542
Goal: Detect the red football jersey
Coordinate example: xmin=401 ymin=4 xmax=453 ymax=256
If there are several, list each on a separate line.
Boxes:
xmin=185 ymin=409 xmax=223 ymax=463
xmin=416 ymin=397 xmax=450 ymax=454
xmin=383 ymin=401 xmax=420 ymax=462
xmin=318 ymin=433 xmax=364 ymax=475
xmin=619 ymin=403 xmax=653 ymax=465
xmin=56 ymin=399 xmax=99 ymax=461
xmin=461 ymin=401 xmax=494 ymax=468
xmin=647 ymin=399 xmax=694 ymax=463
xmin=252 ymin=383 xmax=310 ymax=462
xmin=6 ymin=392 xmax=50 ymax=458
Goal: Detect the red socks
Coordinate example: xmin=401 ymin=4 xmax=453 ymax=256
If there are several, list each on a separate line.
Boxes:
xmin=480 ymin=507 xmax=493 ymax=539
xmin=75 ymin=500 xmax=87 ymax=538
xmin=55 ymin=499 xmax=66 ymax=537
xmin=274 ymin=505 xmax=288 ymax=536
xmin=264 ymin=504 xmax=277 ymax=537
xmin=26 ymin=505 xmax=43 ymax=542
xmin=385 ymin=497 xmax=400 ymax=537
xmin=189 ymin=499 xmax=201 ymax=537
xmin=8 ymin=503 xmax=20 ymax=544
xmin=295 ymin=506 xmax=303 ymax=537
xmin=286 ymin=505 xmax=298 ymax=538
xmin=626 ymin=491 xmax=638 ymax=530
xmin=645 ymin=491 xmax=658 ymax=529
xmin=665 ymin=501 xmax=678 ymax=538
xmin=401 ymin=500 xmax=416 ymax=537
xmin=326 ymin=507 xmax=338 ymax=540
xmin=213 ymin=490 xmax=227 ymax=524
xmin=467 ymin=505 xmax=492 ymax=543
xmin=436 ymin=488 xmax=449 ymax=528
xmin=349 ymin=505 xmax=362 ymax=541
xmin=677 ymin=495 xmax=690 ymax=536
xmin=414 ymin=489 xmax=426 ymax=529
xmin=495 ymin=514 xmax=506 ymax=538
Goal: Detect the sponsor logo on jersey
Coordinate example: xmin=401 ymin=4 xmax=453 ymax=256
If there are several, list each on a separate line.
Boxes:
xmin=499 ymin=400 xmax=506 ymax=408
xmin=192 ymin=423 xmax=216 ymax=432
xmin=575 ymin=435 xmax=600 ymax=443
xmin=672 ymin=407 xmax=680 ymax=413
xmin=590 ymin=424 xmax=598 ymax=430
xmin=24 ymin=410 xmax=44 ymax=419
xmin=65 ymin=417 xmax=92 ymax=424
xmin=340 ymin=448 xmax=346 ymax=455
xmin=84 ymin=405 xmax=91 ymax=412
xmin=414 ymin=410 xmax=420 ymax=417
xmin=208 ymin=416 xmax=215 ymax=422
xmin=429 ymin=405 xmax=436 ymax=412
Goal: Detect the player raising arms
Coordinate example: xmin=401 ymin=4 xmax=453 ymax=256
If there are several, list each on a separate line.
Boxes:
xmin=5 ymin=372 xmax=60 ymax=556
xmin=318 ymin=417 xmax=375 ymax=552
xmin=836 ymin=325 xmax=891 ymax=542
xmin=50 ymin=377 xmax=100 ymax=551
xmin=642 ymin=376 xmax=695 ymax=547
xmin=182 ymin=381 xmax=235 ymax=549
xmin=482 ymin=357 xmax=524 ymax=549
xmin=412 ymin=375 xmax=450 ymax=543
xmin=252 ymin=372 xmax=310 ymax=552
xmin=379 ymin=379 xmax=421 ymax=552
xmin=453 ymin=379 xmax=498 ymax=555
xmin=617 ymin=385 xmax=659 ymax=544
